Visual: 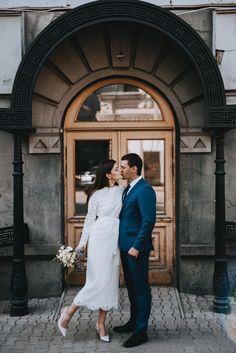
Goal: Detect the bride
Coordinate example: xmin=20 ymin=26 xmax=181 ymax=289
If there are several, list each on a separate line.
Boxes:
xmin=58 ymin=159 xmax=123 ymax=342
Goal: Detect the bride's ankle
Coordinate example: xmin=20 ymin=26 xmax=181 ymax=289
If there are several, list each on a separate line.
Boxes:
xmin=96 ymin=322 xmax=107 ymax=334
xmin=65 ymin=309 xmax=73 ymax=318
xmin=97 ymin=321 xmax=105 ymax=327
xmin=61 ymin=307 xmax=73 ymax=324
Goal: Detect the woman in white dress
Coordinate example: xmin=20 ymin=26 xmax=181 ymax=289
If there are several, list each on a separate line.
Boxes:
xmin=58 ymin=159 xmax=123 ymax=342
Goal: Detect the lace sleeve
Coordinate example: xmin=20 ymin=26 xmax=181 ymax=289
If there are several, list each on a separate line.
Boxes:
xmin=78 ymin=191 xmax=98 ymax=248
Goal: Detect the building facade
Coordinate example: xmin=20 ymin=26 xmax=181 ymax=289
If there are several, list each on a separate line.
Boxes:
xmin=0 ymin=1 xmax=235 ymax=312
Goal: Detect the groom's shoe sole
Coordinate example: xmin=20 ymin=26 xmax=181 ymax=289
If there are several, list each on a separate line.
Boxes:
xmin=123 ymin=332 xmax=148 ymax=348
xmin=113 ymin=322 xmax=134 ymax=333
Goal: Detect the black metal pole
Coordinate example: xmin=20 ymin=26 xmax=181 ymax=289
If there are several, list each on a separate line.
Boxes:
xmin=213 ymin=130 xmax=230 ymax=314
xmin=10 ymin=133 xmax=28 ymax=316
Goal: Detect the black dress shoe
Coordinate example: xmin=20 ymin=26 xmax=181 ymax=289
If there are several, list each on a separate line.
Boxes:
xmin=123 ymin=332 xmax=148 ymax=348
xmin=113 ymin=320 xmax=135 ymax=333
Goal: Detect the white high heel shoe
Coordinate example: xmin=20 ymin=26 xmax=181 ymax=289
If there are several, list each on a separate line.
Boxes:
xmin=58 ymin=307 xmax=69 ymax=337
xmin=95 ymin=322 xmax=110 ymax=342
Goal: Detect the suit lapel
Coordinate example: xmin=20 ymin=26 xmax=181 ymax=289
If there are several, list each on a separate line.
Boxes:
xmin=122 ymin=178 xmax=144 ymax=207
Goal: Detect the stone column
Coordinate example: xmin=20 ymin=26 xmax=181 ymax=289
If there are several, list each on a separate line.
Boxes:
xmin=10 ymin=133 xmax=28 ymax=316
xmin=213 ymin=130 xmax=230 ymax=314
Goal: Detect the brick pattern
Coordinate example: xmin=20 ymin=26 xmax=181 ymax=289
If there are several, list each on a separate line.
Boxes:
xmin=0 ymin=286 xmax=235 ymax=353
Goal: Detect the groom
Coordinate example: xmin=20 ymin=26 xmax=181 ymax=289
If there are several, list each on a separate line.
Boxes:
xmin=114 ymin=153 xmax=156 ymax=348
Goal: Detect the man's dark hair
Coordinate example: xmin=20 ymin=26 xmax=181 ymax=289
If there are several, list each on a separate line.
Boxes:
xmin=121 ymin=153 xmax=143 ymax=176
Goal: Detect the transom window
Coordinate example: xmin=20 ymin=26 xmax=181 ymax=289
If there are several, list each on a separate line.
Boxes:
xmin=76 ymin=84 xmax=163 ymax=122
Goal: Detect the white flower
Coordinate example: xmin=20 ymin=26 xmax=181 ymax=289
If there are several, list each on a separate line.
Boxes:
xmin=66 ymin=246 xmax=73 ymax=252
xmin=53 ymin=245 xmax=84 ymax=269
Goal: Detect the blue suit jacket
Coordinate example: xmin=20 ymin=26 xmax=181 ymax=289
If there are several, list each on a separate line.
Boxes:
xmin=119 ymin=178 xmax=156 ymax=252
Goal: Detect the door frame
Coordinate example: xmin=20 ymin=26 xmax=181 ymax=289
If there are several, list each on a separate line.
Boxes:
xmin=63 ymin=77 xmax=177 ymax=285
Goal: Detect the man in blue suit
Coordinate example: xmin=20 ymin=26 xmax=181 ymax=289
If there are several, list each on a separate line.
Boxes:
xmin=113 ymin=153 xmax=156 ymax=348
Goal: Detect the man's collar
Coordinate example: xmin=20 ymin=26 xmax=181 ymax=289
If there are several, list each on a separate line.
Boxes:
xmin=129 ymin=176 xmax=142 ymax=188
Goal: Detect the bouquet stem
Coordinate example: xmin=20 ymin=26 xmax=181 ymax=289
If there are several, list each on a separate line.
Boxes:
xmin=66 ymin=267 xmax=73 ymax=288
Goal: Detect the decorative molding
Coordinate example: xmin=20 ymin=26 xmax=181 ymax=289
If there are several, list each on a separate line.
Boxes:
xmin=0 ymin=226 xmax=14 ymax=247
xmin=0 ymin=108 xmax=32 ymax=131
xmin=208 ymin=105 xmax=236 ymax=128
xmin=225 ymin=222 xmax=236 ymax=242
xmin=180 ymin=134 xmax=211 ymax=153
xmin=29 ymin=129 xmax=60 ymax=153
xmin=0 ymin=224 xmax=29 ymax=247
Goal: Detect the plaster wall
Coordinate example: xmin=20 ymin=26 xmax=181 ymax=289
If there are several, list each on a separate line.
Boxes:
xmin=23 ymin=142 xmax=62 ymax=246
xmin=179 ymin=150 xmax=216 ymax=294
xmin=0 ymin=138 xmax=62 ymax=299
xmin=179 ymin=152 xmax=215 ymax=245
xmin=179 ymin=133 xmax=236 ymax=294
xmin=0 ymin=132 xmax=13 ymax=227
xmin=0 ymin=259 xmax=62 ymax=299
xmin=213 ymin=11 xmax=236 ymax=90
xmin=0 ymin=15 xmax=21 ymax=94
xmin=177 ymin=7 xmax=212 ymax=47
xmin=225 ymin=129 xmax=236 ymax=223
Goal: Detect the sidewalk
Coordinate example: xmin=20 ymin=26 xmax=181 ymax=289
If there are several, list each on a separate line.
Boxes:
xmin=0 ymin=286 xmax=235 ymax=353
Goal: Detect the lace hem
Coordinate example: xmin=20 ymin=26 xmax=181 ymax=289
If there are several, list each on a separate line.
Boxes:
xmin=72 ymin=299 xmax=118 ymax=311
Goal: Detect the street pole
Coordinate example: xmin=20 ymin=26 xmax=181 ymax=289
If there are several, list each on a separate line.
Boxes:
xmin=10 ymin=133 xmax=28 ymax=316
xmin=213 ymin=130 xmax=230 ymax=314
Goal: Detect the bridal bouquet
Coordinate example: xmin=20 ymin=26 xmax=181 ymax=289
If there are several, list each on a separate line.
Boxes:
xmin=53 ymin=245 xmax=84 ymax=269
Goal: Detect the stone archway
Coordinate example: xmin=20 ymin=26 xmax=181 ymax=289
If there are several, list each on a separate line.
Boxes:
xmin=1 ymin=0 xmax=235 ymax=132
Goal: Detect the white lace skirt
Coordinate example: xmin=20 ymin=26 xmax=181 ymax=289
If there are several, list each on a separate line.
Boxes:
xmin=73 ymin=217 xmax=120 ymax=310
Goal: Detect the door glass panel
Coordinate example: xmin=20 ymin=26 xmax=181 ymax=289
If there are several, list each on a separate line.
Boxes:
xmin=75 ymin=140 xmax=111 ymax=215
xmin=77 ymin=84 xmax=163 ymax=122
xmin=127 ymin=140 xmax=165 ymax=214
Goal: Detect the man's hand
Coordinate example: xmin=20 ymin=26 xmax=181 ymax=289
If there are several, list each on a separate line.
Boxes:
xmin=128 ymin=247 xmax=139 ymax=258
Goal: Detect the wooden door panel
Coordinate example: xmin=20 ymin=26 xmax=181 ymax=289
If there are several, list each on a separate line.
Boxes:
xmin=65 ymin=131 xmax=118 ymax=285
xmin=149 ymin=222 xmax=173 ymax=284
xmin=67 ymin=221 xmax=88 ymax=285
xmin=65 ymin=129 xmax=175 ymax=286
xmin=120 ymin=131 xmax=174 ymax=284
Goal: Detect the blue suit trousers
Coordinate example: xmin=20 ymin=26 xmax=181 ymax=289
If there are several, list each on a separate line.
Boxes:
xmin=121 ymin=250 xmax=151 ymax=333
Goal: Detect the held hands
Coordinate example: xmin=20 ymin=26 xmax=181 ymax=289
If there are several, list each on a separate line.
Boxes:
xmin=128 ymin=247 xmax=139 ymax=258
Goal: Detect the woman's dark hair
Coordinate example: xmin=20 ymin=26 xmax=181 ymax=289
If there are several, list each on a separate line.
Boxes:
xmin=87 ymin=159 xmax=116 ymax=202
xmin=121 ymin=153 xmax=143 ymax=175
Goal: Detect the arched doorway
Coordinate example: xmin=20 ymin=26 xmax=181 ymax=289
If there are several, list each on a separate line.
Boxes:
xmin=64 ymin=77 xmax=175 ymax=285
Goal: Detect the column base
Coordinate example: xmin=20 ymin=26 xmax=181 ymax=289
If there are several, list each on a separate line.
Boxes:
xmin=213 ymin=296 xmax=231 ymax=314
xmin=10 ymin=298 xmax=29 ymax=317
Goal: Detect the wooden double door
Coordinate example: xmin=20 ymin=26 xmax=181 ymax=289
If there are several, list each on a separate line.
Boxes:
xmin=65 ymin=128 xmax=175 ymax=285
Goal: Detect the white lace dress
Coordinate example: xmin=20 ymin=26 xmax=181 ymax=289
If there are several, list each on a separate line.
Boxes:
xmin=73 ymin=185 xmax=123 ymax=310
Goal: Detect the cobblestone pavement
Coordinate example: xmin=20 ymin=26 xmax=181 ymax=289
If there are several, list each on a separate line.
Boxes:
xmin=0 ymin=286 xmax=236 ymax=353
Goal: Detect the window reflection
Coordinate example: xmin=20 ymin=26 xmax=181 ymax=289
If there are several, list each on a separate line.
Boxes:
xmin=128 ymin=140 xmax=165 ymax=213
xmin=77 ymin=93 xmax=100 ymax=121
xmin=76 ymin=84 xmax=163 ymax=122
xmin=75 ymin=140 xmax=111 ymax=215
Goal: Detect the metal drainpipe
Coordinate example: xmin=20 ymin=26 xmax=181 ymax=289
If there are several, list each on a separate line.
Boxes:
xmin=213 ymin=130 xmax=230 ymax=314
xmin=10 ymin=133 xmax=28 ymax=316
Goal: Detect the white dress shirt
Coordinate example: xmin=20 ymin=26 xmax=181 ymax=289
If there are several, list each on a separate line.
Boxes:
xmin=127 ymin=176 xmax=143 ymax=195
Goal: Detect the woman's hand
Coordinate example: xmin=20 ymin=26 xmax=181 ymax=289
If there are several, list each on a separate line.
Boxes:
xmin=75 ymin=246 xmax=85 ymax=254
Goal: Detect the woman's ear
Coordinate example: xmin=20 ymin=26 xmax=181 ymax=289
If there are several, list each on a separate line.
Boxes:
xmin=106 ymin=173 xmax=111 ymax=180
